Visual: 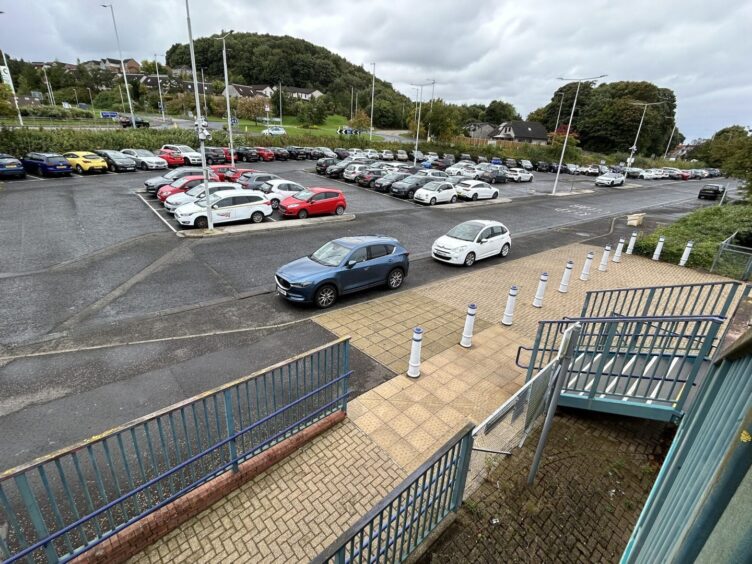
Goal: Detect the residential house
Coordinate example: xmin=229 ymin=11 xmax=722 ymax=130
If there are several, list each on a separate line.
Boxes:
xmin=171 ymin=66 xmax=192 ymax=79
xmin=492 ymin=120 xmax=548 ymax=144
xmin=464 ymin=122 xmax=496 ymax=139
xmin=139 ymin=75 xmax=183 ymax=92
xmin=81 ymin=58 xmax=140 ymax=74
xmin=15 ymin=95 xmax=42 ymax=107
xmin=278 ymin=86 xmax=323 ymax=101
xmin=31 ymin=61 xmax=78 ymax=72
xmin=222 ymin=83 xmax=274 ymax=98
xmin=184 ymin=81 xmax=214 ymax=96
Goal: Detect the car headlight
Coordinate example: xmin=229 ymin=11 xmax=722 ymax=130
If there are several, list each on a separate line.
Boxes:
xmin=452 ymin=246 xmax=467 ymax=255
xmin=287 ymin=204 xmax=299 ymax=208
xmin=290 ymin=281 xmax=312 ymax=288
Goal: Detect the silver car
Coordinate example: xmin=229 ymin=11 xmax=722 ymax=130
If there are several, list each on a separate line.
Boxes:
xmin=121 ymin=148 xmax=168 ymax=170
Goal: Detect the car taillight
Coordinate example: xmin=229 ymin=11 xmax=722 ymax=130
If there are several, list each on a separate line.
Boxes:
xmin=263 ymin=201 xmax=271 ymax=205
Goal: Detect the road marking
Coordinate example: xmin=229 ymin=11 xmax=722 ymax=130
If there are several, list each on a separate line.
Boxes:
xmin=21 ymin=174 xmax=43 ymax=182
xmin=135 ymin=193 xmax=177 ymax=233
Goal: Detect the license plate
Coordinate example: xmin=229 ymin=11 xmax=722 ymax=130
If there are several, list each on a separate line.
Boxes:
xmin=57 ymin=165 xmax=67 ymax=169
xmin=6 ymin=164 xmax=18 ymax=168
xmin=277 ymin=287 xmax=287 ymax=296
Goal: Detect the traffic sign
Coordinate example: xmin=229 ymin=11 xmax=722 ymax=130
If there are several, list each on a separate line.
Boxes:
xmin=100 ymin=111 xmax=118 ymax=118
xmin=230 ymin=117 xmax=239 ymax=126
xmin=264 ymin=105 xmax=270 ymax=113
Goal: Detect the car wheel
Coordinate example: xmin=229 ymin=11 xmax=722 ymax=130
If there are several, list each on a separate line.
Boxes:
xmin=369 ymin=180 xmax=375 ymax=188
xmin=429 ymin=197 xmax=437 ymax=206
xmin=195 ymin=216 xmax=208 ymax=229
xmin=464 ymin=252 xmax=476 ymax=267
xmin=528 ymin=176 xmax=533 ymax=182
xmin=386 ymin=268 xmax=404 ymax=290
xmin=298 ymin=209 xmax=309 ymax=219
xmin=206 ymin=158 xmax=213 ymax=165
xmin=270 ymin=199 xmax=280 ymax=210
xmin=314 ymin=284 xmax=337 ymax=309
xmin=251 ymin=211 xmax=264 ymax=223
xmin=140 ymin=162 xmax=147 ymax=170
xmin=450 ymin=195 xmax=457 ymax=203
xmin=184 ymin=158 xmax=190 ymax=166
xmin=407 ymin=190 xmax=415 ymax=199
xmin=472 ymin=193 xmax=478 ymax=201
xmin=335 ymin=205 xmax=345 ymax=215
xmin=242 ymin=155 xmax=248 ymax=162
xmin=500 ymin=243 xmax=510 ymax=257
xmin=492 ymin=191 xmax=499 ymax=199
xmin=75 ymin=165 xmax=83 ymax=174
xmin=108 ymin=163 xmax=115 ymax=172
xmin=490 ymin=177 xmax=496 ymax=184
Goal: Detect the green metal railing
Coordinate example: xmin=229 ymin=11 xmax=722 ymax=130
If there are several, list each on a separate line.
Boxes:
xmin=0 ymin=338 xmax=350 ymax=563
xmin=313 ymin=423 xmax=474 ymax=564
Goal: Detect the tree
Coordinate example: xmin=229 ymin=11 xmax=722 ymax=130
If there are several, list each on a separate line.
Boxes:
xmin=0 ymin=84 xmax=14 ymax=117
xmin=139 ymin=60 xmax=169 ymax=75
xmin=483 ymin=99 xmax=520 ymax=124
xmin=349 ymin=109 xmax=370 ymax=131
xmin=421 ymin=99 xmax=461 ymax=141
xmin=235 ymin=96 xmax=267 ymax=121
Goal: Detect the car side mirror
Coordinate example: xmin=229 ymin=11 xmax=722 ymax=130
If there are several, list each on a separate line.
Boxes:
xmin=211 ymin=204 xmax=218 ymax=209
xmin=481 ymin=238 xmax=489 ymax=244
xmin=346 ymin=260 xmax=357 ymax=268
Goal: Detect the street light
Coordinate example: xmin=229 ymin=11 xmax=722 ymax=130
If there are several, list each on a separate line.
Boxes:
xmin=101 ymin=4 xmax=136 ymax=128
xmin=409 ymin=81 xmax=432 ymax=166
xmin=425 ymin=79 xmax=436 ymax=142
xmin=551 ymin=74 xmax=607 ymax=195
xmin=663 ymin=124 xmax=676 ymax=159
xmin=200 ymin=67 xmax=208 ymax=117
xmin=216 ymin=31 xmax=235 ymax=166
xmin=369 ymin=62 xmax=375 ymax=140
xmin=553 ymin=91 xmax=565 ymax=134
xmin=626 ymin=101 xmax=665 ymax=170
xmin=154 ymin=53 xmax=166 ymax=123
xmin=183 ymin=0 xmax=213 ymax=230
xmin=86 ymin=87 xmax=94 ymax=109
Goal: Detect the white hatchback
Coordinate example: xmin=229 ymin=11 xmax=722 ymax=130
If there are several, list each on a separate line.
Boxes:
xmin=455 ymin=179 xmax=499 ymax=200
xmin=164 ymin=182 xmax=243 ymax=213
xmin=413 ymin=181 xmax=459 ymax=205
xmin=174 ymin=189 xmax=272 ymax=228
xmin=432 ymin=220 xmax=512 ymax=266
xmin=160 ymin=144 xmax=202 ymax=165
xmin=257 ymin=179 xmax=306 ymax=209
xmin=507 ymin=168 xmax=534 ymax=182
xmin=343 ymin=163 xmax=369 ymax=181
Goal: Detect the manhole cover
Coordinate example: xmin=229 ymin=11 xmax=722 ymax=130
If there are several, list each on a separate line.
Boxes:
xmin=576 ymin=232 xmax=590 ymax=237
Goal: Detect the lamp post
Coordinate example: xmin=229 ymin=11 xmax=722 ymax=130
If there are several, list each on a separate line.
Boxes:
xmin=626 ymin=101 xmax=665 ymax=171
xmin=551 ymin=74 xmax=607 ymax=195
xmin=101 ymin=4 xmax=136 ymax=128
xmin=553 ymin=91 xmax=564 ymax=134
xmin=425 ymin=79 xmax=436 ymax=142
xmin=663 ymin=124 xmax=676 ymax=159
xmin=0 ymin=48 xmax=24 ymax=125
xmin=117 ymin=84 xmax=124 ymax=112
xmin=409 ymin=81 xmax=432 ymax=166
xmin=184 ymin=0 xmax=212 ymax=230
xmin=154 ymin=54 xmax=166 ymax=123
xmin=86 ymin=87 xmax=94 ymax=109
xmin=200 ymin=67 xmax=208 ymax=117
xmin=369 ymin=62 xmax=375 ymax=140
xmin=216 ymin=31 xmax=235 ymax=166
xmin=42 ymin=66 xmax=55 ymax=105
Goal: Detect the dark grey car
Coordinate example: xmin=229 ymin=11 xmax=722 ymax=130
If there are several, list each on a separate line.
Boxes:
xmin=390 ymin=175 xmax=435 ymax=199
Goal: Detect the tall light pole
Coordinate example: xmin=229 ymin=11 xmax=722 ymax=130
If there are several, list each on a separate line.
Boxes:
xmin=410 ymin=82 xmax=431 ymax=166
xmin=425 ymin=79 xmax=436 ymax=142
xmin=350 ymin=86 xmax=354 ymax=120
xmin=42 ymin=66 xmax=55 ymax=105
xmin=216 ymin=31 xmax=235 ymax=166
xmin=626 ymin=101 xmax=665 ymax=170
xmin=154 ymin=53 xmax=166 ymax=123
xmin=117 ymin=84 xmax=124 ymax=112
xmin=551 ymin=74 xmax=606 ymax=195
xmin=553 ymin=91 xmax=564 ymax=134
xmin=278 ymin=81 xmax=282 ymax=124
xmin=86 ymin=87 xmax=94 ymax=108
xmin=663 ymin=124 xmax=676 ymax=159
xmin=369 ymin=62 xmax=375 ymax=140
xmin=200 ymin=67 xmax=208 ymax=117
xmin=101 ymin=4 xmax=136 ymax=128
xmin=0 ymin=49 xmax=24 ymax=126
xmin=184 ymin=0 xmax=213 ymax=230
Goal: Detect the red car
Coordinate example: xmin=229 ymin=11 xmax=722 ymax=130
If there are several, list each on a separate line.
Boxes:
xmin=255 ymin=147 xmax=275 ymax=161
xmin=225 ymin=168 xmax=258 ymax=183
xmin=209 ymin=164 xmax=238 ymax=181
xmin=157 ymin=149 xmax=185 ymax=167
xmin=221 ymin=147 xmax=236 ymax=162
xmin=279 ymin=187 xmax=347 ymax=219
xmin=156 ymin=174 xmax=217 ymax=202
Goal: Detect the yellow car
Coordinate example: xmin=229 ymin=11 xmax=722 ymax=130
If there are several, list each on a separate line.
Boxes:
xmin=63 ymin=151 xmax=108 ymax=174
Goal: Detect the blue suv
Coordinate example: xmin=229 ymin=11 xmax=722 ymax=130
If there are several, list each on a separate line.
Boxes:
xmin=275 ymin=236 xmax=410 ymax=308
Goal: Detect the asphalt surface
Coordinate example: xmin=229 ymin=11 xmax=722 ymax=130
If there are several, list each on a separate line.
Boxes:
xmin=0 ymin=160 xmax=739 ymax=471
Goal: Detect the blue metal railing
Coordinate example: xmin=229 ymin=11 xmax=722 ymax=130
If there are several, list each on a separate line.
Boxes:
xmin=313 ymin=423 xmax=474 ymax=564
xmin=0 ymin=338 xmax=350 ymax=563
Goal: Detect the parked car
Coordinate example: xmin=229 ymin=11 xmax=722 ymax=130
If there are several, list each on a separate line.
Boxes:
xmin=431 ymin=220 xmax=511 ymax=267
xmin=221 ymin=147 xmax=236 ymax=162
xmin=326 ymin=160 xmax=353 ymax=179
xmin=476 ymin=156 xmax=488 ymax=164
xmin=535 ymin=161 xmax=550 ymax=172
xmin=64 ymin=151 xmax=108 ymax=174
xmin=0 ymin=153 xmax=26 ymax=178
xmin=356 ymin=168 xmax=388 ymax=188
xmin=446 ymin=162 xmax=476 ymax=176
xmin=343 ymin=163 xmax=369 ymax=182
xmin=390 ymin=175 xmax=435 ymax=199
xmin=595 ymin=172 xmax=625 ymax=186
xmin=333 ymin=148 xmax=350 ymax=159
xmin=21 ymin=152 xmax=72 ymax=177
xmin=121 ymin=148 xmax=168 ymax=170
xmin=229 ymin=146 xmax=256 ymax=163
xmin=442 ymin=154 xmax=456 ymax=165
xmin=262 ymin=126 xmax=287 ymax=136
xmin=638 ymin=169 xmax=660 ymax=180
xmin=455 ymin=179 xmax=499 ymax=200
xmin=431 ymin=158 xmax=455 ymax=171
xmin=119 ymin=115 xmax=150 ymax=128
xmin=395 ymin=150 xmax=409 ymax=161
xmin=316 ymin=147 xmax=338 ymax=159
xmin=156 ymin=149 xmax=186 ymax=167
xmin=477 ymin=167 xmax=508 ymax=184
xmin=507 ymin=168 xmax=534 ymax=183
xmin=143 ymin=167 xmax=205 ymax=195
xmin=202 ymin=147 xmax=226 ymax=165
xmin=415 ymin=169 xmax=448 ymax=178
xmin=279 ymin=187 xmax=347 ymax=219
xmin=518 ymin=159 xmax=534 ymax=171
xmin=208 ymin=165 xmax=238 ymax=181
xmin=564 ymin=163 xmax=580 ymax=175
xmin=237 ymin=172 xmax=280 ymax=191
xmin=373 ymin=172 xmax=410 ymax=193
xmin=174 ymin=189 xmax=272 ymax=228
xmin=413 ymin=181 xmax=459 ymax=205
xmin=459 ymin=153 xmax=472 ymax=161
xmin=698 ymin=184 xmax=725 ymax=200
xmin=286 ymin=146 xmax=307 ymax=160
xmin=224 ymin=168 xmax=258 ymax=183
xmin=160 ymin=145 xmax=202 ymax=166
xmin=490 ymin=156 xmax=502 ymax=165
xmin=93 ymin=150 xmax=136 ymax=172
xmin=275 ymin=235 xmax=409 ymax=308
xmin=381 ymin=150 xmax=395 ymax=161
xmin=269 ymin=147 xmax=288 ymax=161
xmin=580 ymin=164 xmax=600 ymax=176
xmin=504 ymin=158 xmax=518 ymax=169
xmin=164 ymin=182 xmax=243 ymax=213
xmin=409 ymin=150 xmax=425 ymax=162
xmin=257 ymin=178 xmax=307 ymax=209
xmin=157 ymin=174 xmax=218 ymax=203
xmin=425 ymin=152 xmax=440 ymax=162
xmin=624 ymin=167 xmax=643 ymax=179
xmin=316 ymin=158 xmax=339 ymax=174
xmin=254 ymin=147 xmax=275 ymax=161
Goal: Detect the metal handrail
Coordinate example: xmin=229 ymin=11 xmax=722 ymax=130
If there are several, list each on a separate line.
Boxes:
xmin=580 ymin=280 xmax=740 ymax=296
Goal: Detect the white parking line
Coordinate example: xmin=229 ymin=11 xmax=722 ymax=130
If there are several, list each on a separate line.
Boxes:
xmin=135 ymin=193 xmax=177 ymax=233
xmin=21 ymin=174 xmax=43 ymax=181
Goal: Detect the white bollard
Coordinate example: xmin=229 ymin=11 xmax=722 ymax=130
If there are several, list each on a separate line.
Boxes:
xmin=598 ymin=245 xmax=611 ymax=272
xmin=679 ymin=240 xmax=694 ymax=267
xmin=407 ymin=327 xmax=423 ymax=378
xmin=625 ymin=232 xmax=638 ymax=255
xmin=652 ymin=236 xmax=665 ymax=261
xmin=460 ymin=304 xmax=477 ymax=348
xmin=501 ymin=286 xmax=518 ymax=326
xmin=558 ymin=261 xmax=574 ymax=293
xmin=580 ymin=252 xmax=595 ymax=281
xmin=532 ymin=273 xmax=549 ymax=308
xmin=613 ymin=238 xmax=625 ymax=263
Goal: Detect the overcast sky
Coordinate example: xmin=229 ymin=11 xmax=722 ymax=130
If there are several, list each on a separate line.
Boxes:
xmin=2 ymin=0 xmax=750 ymax=140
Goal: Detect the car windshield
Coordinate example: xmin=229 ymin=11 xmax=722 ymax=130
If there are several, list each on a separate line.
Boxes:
xmin=109 ymin=151 xmax=128 ymax=158
xmin=383 ymin=173 xmax=405 ymax=181
xmin=186 ymin=185 xmax=213 ymax=197
xmin=456 ymin=181 xmax=475 ymax=189
xmin=133 ymin=149 xmax=153 ymax=157
xmin=46 ymin=156 xmax=68 ymax=164
xmin=293 ymin=190 xmax=315 ymax=201
xmin=402 ymin=177 xmax=420 ymax=185
xmin=83 ymin=154 xmax=100 ymax=159
xmin=447 ymin=222 xmax=484 ymax=242
xmin=422 ymin=182 xmax=443 ymax=192
xmin=195 ymin=194 xmax=223 ymax=208
xmin=310 ymin=241 xmax=350 ymax=267
xmin=173 ymin=177 xmax=193 ymax=187
xmin=176 ymin=145 xmax=194 ymax=152
xmin=605 ymin=173 xmax=620 ymax=178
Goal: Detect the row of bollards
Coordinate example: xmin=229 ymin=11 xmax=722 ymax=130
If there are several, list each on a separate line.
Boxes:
xmin=407 ymin=234 xmax=696 ymax=377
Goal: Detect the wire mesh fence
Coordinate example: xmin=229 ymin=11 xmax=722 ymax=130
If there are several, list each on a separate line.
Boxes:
xmin=710 ymin=242 xmax=752 ymax=281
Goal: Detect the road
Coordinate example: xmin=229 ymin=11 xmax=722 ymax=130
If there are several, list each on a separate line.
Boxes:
xmin=0 ymin=161 xmax=738 ymax=470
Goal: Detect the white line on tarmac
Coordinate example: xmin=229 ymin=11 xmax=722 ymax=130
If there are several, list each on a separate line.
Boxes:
xmin=135 ymin=193 xmax=178 ymax=233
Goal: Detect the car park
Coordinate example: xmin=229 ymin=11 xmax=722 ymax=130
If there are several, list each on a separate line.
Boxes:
xmin=279 ymin=187 xmax=347 ymax=219
xmin=455 ymin=179 xmax=499 ymax=200
xmin=698 ymin=183 xmax=725 ymax=200
xmin=373 ymin=172 xmax=410 ymax=193
xmin=203 ymin=147 xmax=226 ymax=165
xmin=507 ymin=168 xmax=534 ymax=182
xmin=254 ymin=147 xmax=275 ymax=161
xmin=121 ymin=148 xmax=168 ymax=170
xmin=432 ymin=220 xmax=511 ymax=267
xmin=164 ymin=182 xmax=243 ymax=213
xmin=237 ymin=172 xmax=280 ymax=191
xmin=235 ymin=146 xmax=260 ymax=162
xmin=144 ymin=167 xmax=205 ymax=195
xmin=156 ymin=149 xmax=186 ymax=167
xmin=381 ymin=150 xmax=394 ymax=161
xmin=93 ymin=150 xmax=136 ymax=172
xmin=343 ymin=163 xmax=369 ymax=182
xmin=262 ymin=126 xmax=287 ymax=136
xmin=160 ymin=145 xmax=203 ymax=166
xmin=157 ymin=174 xmax=218 ymax=203
xmin=595 ymin=172 xmax=625 ymax=186
xmin=316 ymin=158 xmax=339 ymax=174
xmin=396 ymin=150 xmax=408 ymax=161
xmin=275 ymin=235 xmax=409 ymax=308
xmin=477 ymin=167 xmax=508 ymax=184
xmin=413 ymin=181 xmax=459 ymax=205
xmin=0 ymin=153 xmax=26 ymax=178
xmin=174 ymin=189 xmax=273 ymax=228
xmin=257 ymin=178 xmax=307 ymax=208
xmin=64 ymin=151 xmax=108 ymax=174
xmin=535 ymin=161 xmax=550 ymax=172
xmin=21 ymin=153 xmax=73 ymax=176
xmin=390 ymin=175 xmax=435 ymax=199
xmin=356 ymin=168 xmax=388 ymax=188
